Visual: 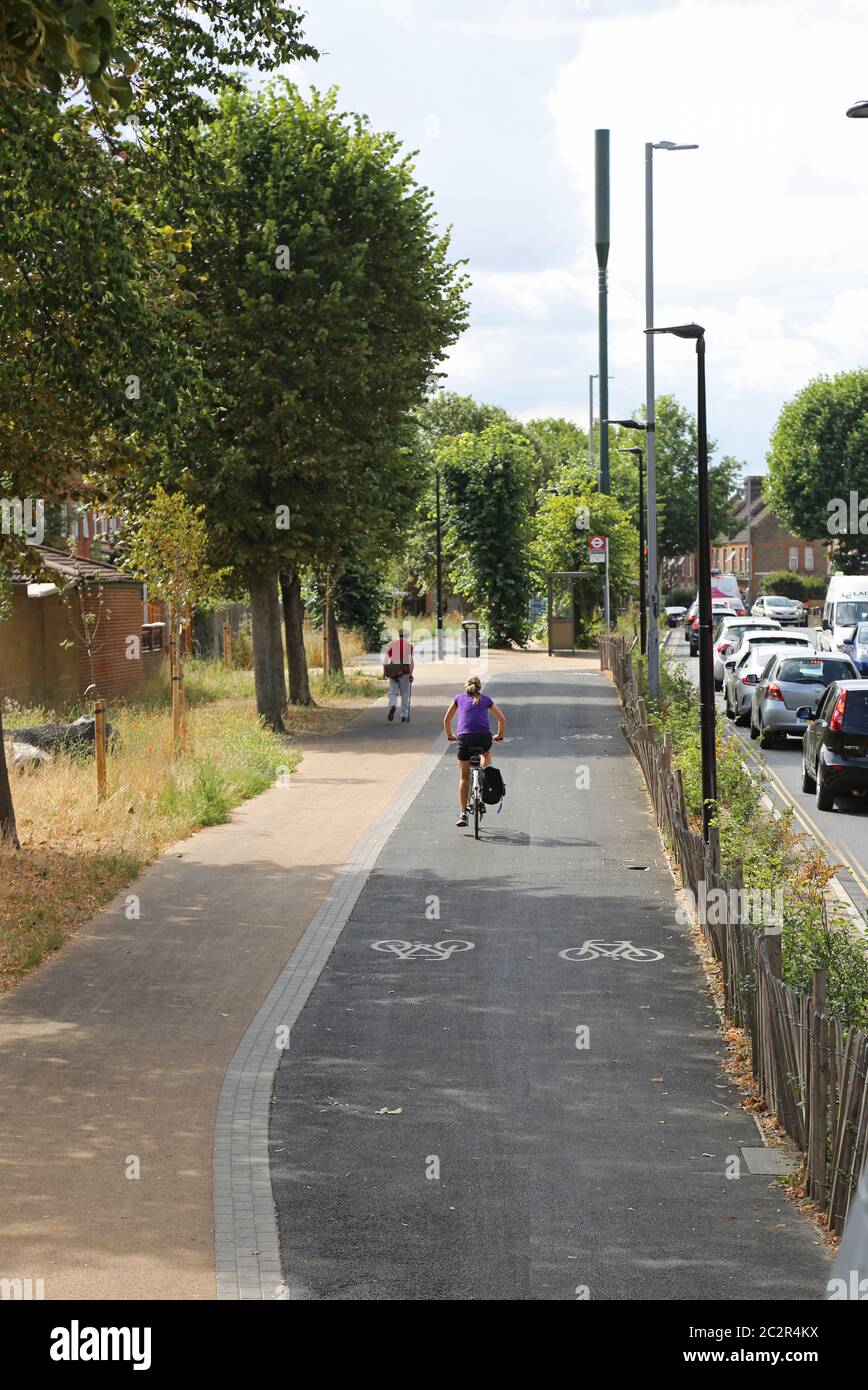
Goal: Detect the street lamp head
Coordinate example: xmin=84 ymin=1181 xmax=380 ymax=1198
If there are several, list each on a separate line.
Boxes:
xmin=620 ymin=446 xmax=643 ymax=458
xmin=603 ymin=418 xmax=646 ymax=430
xmin=653 ymin=140 xmax=699 ymax=150
xmin=846 ymin=100 xmax=868 ymax=118
xmin=645 ymin=322 xmax=705 ymax=339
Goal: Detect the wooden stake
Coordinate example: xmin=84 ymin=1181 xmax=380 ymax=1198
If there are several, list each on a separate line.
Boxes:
xmin=94 ymin=698 xmax=107 ymax=802
xmin=223 ymin=620 xmax=232 ymax=669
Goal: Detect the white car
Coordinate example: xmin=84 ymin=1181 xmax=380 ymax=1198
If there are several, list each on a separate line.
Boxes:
xmin=713 ymin=616 xmax=782 ymax=690
xmin=724 ymin=634 xmax=816 ymax=724
xmin=751 ymin=594 xmax=807 ymax=627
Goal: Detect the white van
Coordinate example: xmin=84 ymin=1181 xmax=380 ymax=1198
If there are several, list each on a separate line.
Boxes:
xmin=710 ymin=572 xmax=747 ymax=615
xmin=819 ymin=575 xmax=868 ymax=652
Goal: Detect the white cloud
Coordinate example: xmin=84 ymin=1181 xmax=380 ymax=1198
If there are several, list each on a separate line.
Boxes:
xmin=546 ymin=0 xmax=868 ymax=457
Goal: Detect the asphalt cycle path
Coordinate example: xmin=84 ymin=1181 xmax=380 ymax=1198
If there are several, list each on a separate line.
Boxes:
xmin=270 ymin=665 xmax=828 ymax=1300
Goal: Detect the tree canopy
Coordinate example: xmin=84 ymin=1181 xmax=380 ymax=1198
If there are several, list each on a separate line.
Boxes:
xmin=765 ymin=369 xmax=868 ymax=570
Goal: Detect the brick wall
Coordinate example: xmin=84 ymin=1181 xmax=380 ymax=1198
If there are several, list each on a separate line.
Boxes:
xmin=1 ymin=582 xmax=166 ymax=707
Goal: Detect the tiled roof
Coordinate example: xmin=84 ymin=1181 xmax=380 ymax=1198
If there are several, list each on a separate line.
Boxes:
xmin=12 ymin=545 xmax=135 ymax=586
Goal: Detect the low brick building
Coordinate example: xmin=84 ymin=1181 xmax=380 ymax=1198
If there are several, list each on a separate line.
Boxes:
xmin=1 ymin=546 xmax=166 ymax=707
xmin=668 ymin=476 xmax=830 ymax=601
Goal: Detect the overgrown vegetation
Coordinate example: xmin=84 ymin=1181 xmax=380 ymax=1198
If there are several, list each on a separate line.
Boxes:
xmin=650 ymin=658 xmax=868 ymax=1025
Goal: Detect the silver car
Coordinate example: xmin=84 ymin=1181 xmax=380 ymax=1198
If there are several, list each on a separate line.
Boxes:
xmin=751 ymin=594 xmax=807 ymax=627
xmin=713 ymin=616 xmax=782 ymax=689
xmin=724 ymin=634 xmax=816 ymax=724
xmin=749 ymin=652 xmax=857 ymax=746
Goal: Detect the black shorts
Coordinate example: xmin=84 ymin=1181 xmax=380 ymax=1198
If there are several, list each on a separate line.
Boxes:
xmin=456 ymin=732 xmax=492 ymax=761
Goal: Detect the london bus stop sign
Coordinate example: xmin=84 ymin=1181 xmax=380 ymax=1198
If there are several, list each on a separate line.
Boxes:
xmin=588 ymin=535 xmax=607 ymax=564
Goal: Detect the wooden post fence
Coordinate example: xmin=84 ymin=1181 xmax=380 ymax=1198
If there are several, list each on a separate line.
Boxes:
xmin=599 ymin=632 xmax=868 ymax=1234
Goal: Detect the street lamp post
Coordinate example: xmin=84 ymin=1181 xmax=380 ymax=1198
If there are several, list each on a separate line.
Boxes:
xmin=645 ymin=324 xmax=716 ymax=842
xmin=645 ymin=139 xmax=698 ymax=703
xmin=623 ymin=446 xmax=646 ymax=656
xmin=604 ymin=418 xmax=648 ymax=656
xmin=435 ymin=469 xmax=444 ymax=661
xmin=589 ymin=374 xmax=597 ymax=476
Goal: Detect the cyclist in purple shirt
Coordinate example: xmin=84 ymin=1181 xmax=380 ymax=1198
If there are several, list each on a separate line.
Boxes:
xmin=443 ymin=676 xmax=506 ymax=828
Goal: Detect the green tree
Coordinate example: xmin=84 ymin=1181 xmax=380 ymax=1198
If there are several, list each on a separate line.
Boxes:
xmin=437 ymin=425 xmax=535 ymax=647
xmin=145 ymin=83 xmax=467 ymax=726
xmin=765 ymin=369 xmax=868 ymax=571
xmin=0 ymin=0 xmax=134 ymax=105
xmin=118 ymin=486 xmax=230 ymax=661
xmin=530 ymin=489 xmax=638 ymax=644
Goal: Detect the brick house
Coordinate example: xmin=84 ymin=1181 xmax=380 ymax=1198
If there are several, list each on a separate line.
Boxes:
xmin=667 ymin=476 xmax=830 ymax=601
xmin=1 ymin=545 xmax=166 ymax=706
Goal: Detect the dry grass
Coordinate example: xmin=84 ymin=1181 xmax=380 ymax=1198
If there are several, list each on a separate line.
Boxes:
xmin=302 ymin=624 xmax=368 ymax=669
xmin=1 ymin=700 xmax=296 ymax=989
xmin=0 ymin=663 xmax=383 ymax=988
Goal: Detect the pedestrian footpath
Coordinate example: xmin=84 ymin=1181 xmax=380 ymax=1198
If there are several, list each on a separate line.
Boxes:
xmin=270 ymin=665 xmax=829 ymax=1300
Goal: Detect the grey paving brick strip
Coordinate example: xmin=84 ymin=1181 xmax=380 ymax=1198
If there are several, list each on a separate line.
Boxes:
xmin=269 ymin=667 xmax=830 ymax=1301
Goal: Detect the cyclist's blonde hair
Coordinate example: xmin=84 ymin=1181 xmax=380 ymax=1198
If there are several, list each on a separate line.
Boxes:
xmin=465 ymin=675 xmax=483 ymax=704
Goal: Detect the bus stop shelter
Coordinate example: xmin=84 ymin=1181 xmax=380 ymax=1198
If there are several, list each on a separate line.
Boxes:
xmin=546 ymin=570 xmax=596 ymax=655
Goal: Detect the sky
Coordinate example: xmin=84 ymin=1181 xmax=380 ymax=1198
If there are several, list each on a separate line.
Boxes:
xmin=285 ymin=0 xmax=868 ymax=474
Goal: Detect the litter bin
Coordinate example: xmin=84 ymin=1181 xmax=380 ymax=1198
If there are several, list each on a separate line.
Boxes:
xmin=461 ymin=621 xmax=480 ymax=659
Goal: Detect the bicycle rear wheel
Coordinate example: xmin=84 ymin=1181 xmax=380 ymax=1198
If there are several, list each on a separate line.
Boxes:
xmin=474 ymin=792 xmax=480 ymax=839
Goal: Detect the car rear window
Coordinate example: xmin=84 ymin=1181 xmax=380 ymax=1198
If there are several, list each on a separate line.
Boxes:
xmin=843 ymin=690 xmax=868 ymax=733
xmin=778 ymin=659 xmax=852 ymax=684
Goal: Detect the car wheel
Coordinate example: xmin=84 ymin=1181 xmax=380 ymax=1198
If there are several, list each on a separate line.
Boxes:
xmin=714 ymin=678 xmax=722 ymax=692
xmin=750 ymin=714 xmax=760 ymax=740
xmin=816 ymin=764 xmax=835 ymax=811
xmin=724 ymin=692 xmax=734 ymax=720
xmin=734 ymin=704 xmax=749 ymax=727
xmin=801 ymin=757 xmax=816 ymax=793
xmin=759 ymin=725 xmax=775 ymax=749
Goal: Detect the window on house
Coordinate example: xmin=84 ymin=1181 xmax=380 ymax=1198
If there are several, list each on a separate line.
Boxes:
xmin=789 ymin=546 xmax=799 ymax=571
xmin=804 ymin=546 xmax=814 ymax=571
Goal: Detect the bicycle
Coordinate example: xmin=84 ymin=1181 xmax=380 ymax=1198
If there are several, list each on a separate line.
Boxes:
xmin=467 ymin=748 xmax=487 ymax=839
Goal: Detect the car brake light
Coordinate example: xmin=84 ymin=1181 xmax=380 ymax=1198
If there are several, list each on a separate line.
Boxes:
xmin=766 ymin=683 xmax=784 ymax=701
xmin=717 ymin=642 xmax=732 ymax=654
xmin=830 ymin=690 xmax=848 ymax=732
xmin=741 ymin=674 xmax=755 ymax=685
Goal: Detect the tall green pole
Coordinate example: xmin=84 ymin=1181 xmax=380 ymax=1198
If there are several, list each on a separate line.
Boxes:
xmin=595 ymin=129 xmax=610 ymax=497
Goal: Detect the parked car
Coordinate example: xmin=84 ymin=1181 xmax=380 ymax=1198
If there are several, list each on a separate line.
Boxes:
xmin=687 ymin=600 xmax=738 ymax=657
xmin=664 ymin=605 xmax=687 ymax=627
xmin=818 ymin=575 xmax=868 ymax=653
xmin=749 ymin=653 xmax=857 ymax=747
xmin=723 ymin=633 xmax=816 ymax=724
xmin=721 ymin=627 xmax=802 ymax=683
xmin=800 ymin=680 xmax=868 ymax=810
xmin=839 ymin=620 xmax=868 ymax=676
xmin=713 ymin=616 xmax=782 ymax=690
xmin=751 ymin=594 xmax=808 ymax=626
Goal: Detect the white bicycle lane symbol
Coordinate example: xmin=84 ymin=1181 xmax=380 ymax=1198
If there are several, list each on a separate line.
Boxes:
xmin=371 ymin=940 xmax=476 ymax=961
xmin=559 ymin=939 xmax=664 ymax=963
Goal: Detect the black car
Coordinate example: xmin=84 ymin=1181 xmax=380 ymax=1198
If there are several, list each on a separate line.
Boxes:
xmin=800 ymin=679 xmax=868 ymax=810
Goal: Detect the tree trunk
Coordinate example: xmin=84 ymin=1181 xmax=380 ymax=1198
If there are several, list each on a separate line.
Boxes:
xmin=248 ymin=569 xmax=287 ymax=731
xmin=0 ymin=709 xmax=19 ymax=848
xmin=280 ymin=570 xmax=314 ymax=706
xmin=325 ymin=589 xmax=343 ymax=678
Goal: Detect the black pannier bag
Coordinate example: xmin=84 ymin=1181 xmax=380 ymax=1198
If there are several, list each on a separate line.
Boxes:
xmin=482 ymin=765 xmax=506 ymax=805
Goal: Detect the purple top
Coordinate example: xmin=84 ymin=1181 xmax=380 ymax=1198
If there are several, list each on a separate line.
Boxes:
xmin=454 ymin=692 xmax=494 ymax=735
